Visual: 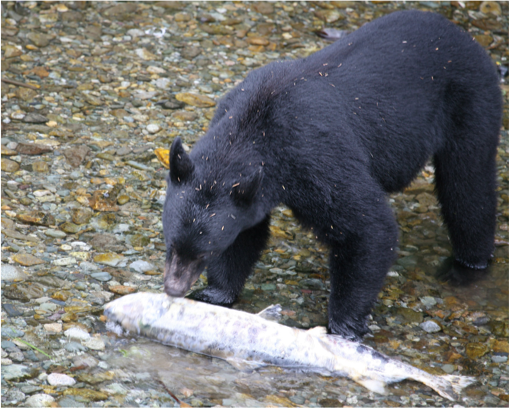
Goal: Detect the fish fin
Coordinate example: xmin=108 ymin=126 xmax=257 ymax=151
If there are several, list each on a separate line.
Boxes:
xmin=307 ymin=326 xmax=328 ymax=337
xmin=257 ymin=304 xmax=282 ymax=321
xmin=419 ymin=374 xmax=477 ymax=401
xmin=356 ymin=378 xmax=388 ymax=395
xmin=226 ymin=357 xmax=265 ymax=372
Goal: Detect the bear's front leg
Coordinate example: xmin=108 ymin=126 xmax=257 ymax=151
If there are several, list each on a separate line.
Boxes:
xmin=189 ymin=215 xmax=271 ymax=306
xmin=326 ymin=203 xmax=399 ymax=341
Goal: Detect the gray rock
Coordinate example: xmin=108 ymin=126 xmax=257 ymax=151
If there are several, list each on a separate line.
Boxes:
xmin=2 ymin=364 xmax=31 ymax=380
xmin=3 ymin=389 xmax=26 ymax=405
xmin=25 ymin=394 xmax=55 ymax=407
xmin=23 ymin=113 xmax=49 ymax=123
xmin=420 ymin=296 xmax=437 ymax=309
xmin=90 ymin=272 xmax=112 ymax=282
xmin=129 ymin=260 xmax=156 ymax=273
xmin=2 ymin=326 xmax=25 ymax=338
xmin=57 ymin=396 xmax=86 ymax=408
xmin=1 ymin=264 xmax=27 ymax=281
xmin=420 ymin=320 xmax=441 ymax=333
xmin=64 ymin=341 xmax=88 ymax=353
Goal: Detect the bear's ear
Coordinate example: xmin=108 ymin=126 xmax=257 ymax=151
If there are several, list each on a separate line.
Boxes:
xmin=170 ymin=137 xmax=194 ymax=184
xmin=231 ymin=167 xmax=263 ymax=206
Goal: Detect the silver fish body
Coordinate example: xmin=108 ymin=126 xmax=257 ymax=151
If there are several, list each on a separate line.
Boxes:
xmin=104 ymin=293 xmax=475 ymax=401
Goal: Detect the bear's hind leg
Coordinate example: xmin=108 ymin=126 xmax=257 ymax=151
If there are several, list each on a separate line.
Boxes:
xmin=189 ymin=215 xmax=271 ymax=305
xmin=433 ymin=135 xmax=498 ymax=283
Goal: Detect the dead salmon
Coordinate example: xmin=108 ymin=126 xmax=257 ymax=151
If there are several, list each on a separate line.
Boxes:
xmin=104 ymin=293 xmax=475 ymax=401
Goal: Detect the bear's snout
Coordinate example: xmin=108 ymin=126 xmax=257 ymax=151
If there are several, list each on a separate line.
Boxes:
xmin=164 ymin=254 xmax=204 ymax=297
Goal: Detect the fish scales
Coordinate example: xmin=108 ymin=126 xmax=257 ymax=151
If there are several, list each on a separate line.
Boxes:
xmin=104 ymin=293 xmax=476 ymax=401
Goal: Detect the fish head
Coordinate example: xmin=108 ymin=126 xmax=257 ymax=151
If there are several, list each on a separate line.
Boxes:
xmin=163 ymin=137 xmax=266 ymax=296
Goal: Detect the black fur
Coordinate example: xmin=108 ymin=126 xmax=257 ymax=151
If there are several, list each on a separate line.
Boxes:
xmin=162 ymin=10 xmax=502 ymax=340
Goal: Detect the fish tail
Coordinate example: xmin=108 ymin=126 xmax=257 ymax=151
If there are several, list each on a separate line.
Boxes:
xmin=421 ymin=373 xmax=476 ymax=401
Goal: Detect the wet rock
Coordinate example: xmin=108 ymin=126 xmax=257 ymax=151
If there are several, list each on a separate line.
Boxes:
xmin=83 ymin=337 xmax=106 ymax=351
xmin=63 ymin=388 xmax=108 ymax=402
xmin=253 ymin=2 xmax=274 ymax=14
xmin=47 ymin=373 xmax=76 ymax=386
xmin=25 ymin=394 xmax=55 ymax=407
xmin=420 ymin=320 xmax=441 ymax=333
xmin=129 ymin=260 xmax=156 ymax=273
xmin=90 ymin=234 xmax=124 ymax=252
xmin=493 ymin=340 xmax=509 ymax=354
xmin=16 ymin=87 xmax=38 ymax=101
xmin=4 ymin=45 xmax=23 ymax=58
xmin=109 ymin=285 xmax=137 ymax=295
xmin=27 ymin=32 xmax=53 ymax=47
xmin=2 ymin=364 xmax=31 ymax=380
xmin=175 ymin=93 xmax=216 ymax=107
xmin=1 ymin=158 xmax=20 ymax=172
xmin=395 ymin=307 xmax=423 ymax=324
xmin=32 ymin=161 xmax=50 ymax=172
xmin=90 ymin=272 xmax=113 ymax=282
xmin=22 ymin=113 xmax=49 ymax=124
xmin=1 ymin=265 xmax=27 ymax=281
xmin=60 ymin=222 xmax=81 ymax=234
xmin=102 ymin=3 xmax=137 ymax=17
xmin=12 ymin=253 xmax=45 ymax=266
xmin=480 ymin=1 xmax=502 ymax=15
xmin=466 ymin=343 xmax=489 ymax=359
xmin=2 ymin=303 xmax=24 ymax=317
xmin=16 ymin=143 xmax=52 ymax=155
xmin=62 ymin=145 xmax=91 ymax=168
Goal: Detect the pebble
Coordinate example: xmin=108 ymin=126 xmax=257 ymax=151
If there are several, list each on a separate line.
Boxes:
xmin=129 ymin=260 xmax=156 ymax=273
xmin=44 ymin=323 xmax=63 ymax=333
xmin=64 ymin=341 xmax=88 ymax=353
xmin=420 ymin=320 xmax=441 ymax=333
xmin=90 ymin=272 xmax=113 ymax=282
xmin=25 ymin=394 xmax=55 ymax=407
xmin=83 ymin=337 xmax=106 ymax=351
xmin=146 ymin=124 xmax=161 ymax=134
xmin=93 ymin=253 xmax=124 ymax=267
xmin=65 ymin=327 xmax=91 ymax=341
xmin=1 ymin=265 xmax=27 ymax=281
xmin=12 ymin=253 xmax=45 ymax=266
xmin=44 ymin=229 xmax=67 ymax=238
xmin=47 ymin=373 xmax=76 ymax=386
xmin=2 ymin=364 xmax=31 ymax=380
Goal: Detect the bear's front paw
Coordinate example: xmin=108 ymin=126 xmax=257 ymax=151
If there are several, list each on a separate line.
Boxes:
xmin=436 ymin=257 xmax=490 ymax=286
xmin=328 ymin=317 xmax=370 ymax=342
xmin=187 ymin=287 xmax=236 ymax=306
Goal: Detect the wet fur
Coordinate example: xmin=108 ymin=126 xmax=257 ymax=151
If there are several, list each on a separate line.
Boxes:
xmin=163 ymin=10 xmax=502 ymax=340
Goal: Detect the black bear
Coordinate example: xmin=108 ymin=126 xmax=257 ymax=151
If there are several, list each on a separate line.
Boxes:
xmin=162 ymin=10 xmax=502 ymax=340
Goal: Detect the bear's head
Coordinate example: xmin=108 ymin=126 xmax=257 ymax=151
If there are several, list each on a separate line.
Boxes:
xmin=162 ymin=137 xmax=264 ymax=297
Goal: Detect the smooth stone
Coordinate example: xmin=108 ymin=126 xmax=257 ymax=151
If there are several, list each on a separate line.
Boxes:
xmin=65 ymin=328 xmax=91 ymax=341
xmin=57 ymin=396 xmax=86 ymax=408
xmin=90 ymin=272 xmax=112 ymax=282
xmin=1 ymin=265 xmax=27 ymax=281
xmin=2 ymin=326 xmax=25 ymax=338
xmin=420 ymin=320 xmax=441 ymax=333
xmin=23 ymin=113 xmax=49 ymax=123
xmin=83 ymin=337 xmax=105 ymax=351
xmin=47 ymin=373 xmax=76 ymax=386
xmin=2 ymin=364 xmax=31 ymax=380
xmin=146 ymin=124 xmax=161 ymax=134
xmin=175 ymin=92 xmax=216 ymax=107
xmin=44 ymin=323 xmax=62 ymax=333
xmin=44 ymin=229 xmax=67 ymax=238
xmin=64 ymin=341 xmax=88 ymax=353
xmin=93 ymin=253 xmax=124 ymax=267
xmin=3 ymin=389 xmax=26 ymax=404
xmin=129 ymin=260 xmax=156 ymax=273
xmin=2 ymin=303 xmax=24 ymax=317
xmin=466 ymin=343 xmax=489 ymax=359
xmin=32 ymin=161 xmax=49 ymax=172
xmin=442 ymin=364 xmax=456 ymax=374
xmin=420 ymin=296 xmax=437 ymax=308
xmin=25 ymin=394 xmax=55 ymax=407
xmin=2 ymin=158 xmax=20 ymax=172
xmin=12 ymin=253 xmax=44 ymax=266
xmin=492 ymin=353 xmax=508 ymax=363
xmin=79 ymin=261 xmax=99 ymax=273
xmin=53 ymin=257 xmax=77 ymax=266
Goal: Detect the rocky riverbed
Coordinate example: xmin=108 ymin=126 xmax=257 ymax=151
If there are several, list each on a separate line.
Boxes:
xmin=1 ymin=1 xmax=508 ymax=407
